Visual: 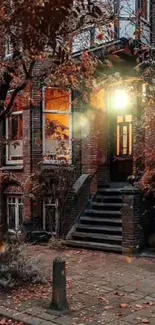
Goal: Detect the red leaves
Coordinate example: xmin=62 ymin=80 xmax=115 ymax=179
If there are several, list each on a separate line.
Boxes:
xmin=0 ymin=319 xmax=23 ymax=325
xmin=97 ymin=33 xmax=104 ymax=41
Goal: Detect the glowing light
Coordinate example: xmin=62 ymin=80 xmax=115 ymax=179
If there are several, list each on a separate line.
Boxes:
xmin=113 ymin=89 xmax=129 ymax=110
xmin=80 ymin=116 xmax=89 ymax=128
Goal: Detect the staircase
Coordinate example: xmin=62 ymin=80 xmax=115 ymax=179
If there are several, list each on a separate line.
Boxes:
xmin=66 ymin=186 xmax=123 ymax=253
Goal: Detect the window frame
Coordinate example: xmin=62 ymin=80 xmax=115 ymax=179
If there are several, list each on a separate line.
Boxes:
xmin=6 ymin=110 xmax=23 ymax=165
xmin=43 ymin=199 xmax=56 ymax=233
xmin=138 ymin=0 xmax=150 ymax=22
xmin=116 ymin=115 xmax=133 ymax=157
xmin=42 ymin=87 xmax=72 ymax=165
xmin=7 ymin=196 xmax=23 ymax=231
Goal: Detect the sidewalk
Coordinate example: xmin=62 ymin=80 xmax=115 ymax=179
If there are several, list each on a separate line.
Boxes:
xmin=0 ymin=246 xmax=155 ymax=324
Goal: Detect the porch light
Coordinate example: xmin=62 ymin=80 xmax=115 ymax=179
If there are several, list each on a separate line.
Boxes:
xmin=113 ymin=89 xmax=129 ymax=110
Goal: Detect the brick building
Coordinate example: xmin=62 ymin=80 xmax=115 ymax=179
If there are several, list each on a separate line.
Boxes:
xmin=0 ymin=0 xmax=153 ymax=253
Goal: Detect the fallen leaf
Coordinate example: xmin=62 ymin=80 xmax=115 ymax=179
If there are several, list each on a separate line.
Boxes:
xmin=135 ymin=304 xmax=143 ymax=309
xmin=0 ymin=320 xmax=6 ymax=325
xmin=140 ymin=319 xmax=150 ymax=324
xmin=144 ymin=301 xmax=154 ymax=306
xmin=98 ymin=296 xmax=107 ymax=302
xmin=120 ymin=303 xmax=128 ymax=308
xmin=104 ymin=305 xmax=113 ymax=310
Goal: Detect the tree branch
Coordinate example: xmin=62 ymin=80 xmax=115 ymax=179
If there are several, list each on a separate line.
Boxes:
xmin=0 ymin=60 xmax=35 ymax=122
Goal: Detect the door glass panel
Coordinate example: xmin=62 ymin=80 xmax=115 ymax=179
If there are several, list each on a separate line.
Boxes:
xmin=125 ymin=115 xmax=132 ymax=122
xmin=117 ymin=125 xmax=120 ymax=155
xmin=117 ymin=116 xmax=123 ymax=123
xmin=129 ymin=123 xmax=132 ymax=155
xmin=122 ymin=125 xmax=127 ymax=154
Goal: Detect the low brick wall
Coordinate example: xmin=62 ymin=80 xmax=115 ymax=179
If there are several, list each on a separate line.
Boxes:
xmin=121 ymin=185 xmax=144 ymax=255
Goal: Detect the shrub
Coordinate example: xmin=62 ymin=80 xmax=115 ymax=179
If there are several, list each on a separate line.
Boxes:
xmin=0 ymin=243 xmax=48 ymax=289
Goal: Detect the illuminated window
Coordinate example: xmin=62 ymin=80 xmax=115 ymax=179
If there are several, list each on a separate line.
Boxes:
xmin=43 ymin=88 xmax=72 ymax=164
xmin=6 ymin=104 xmax=23 ymax=164
xmin=117 ymin=116 xmax=123 ymax=123
xmin=116 ymin=115 xmax=132 ymax=156
xmin=125 ymin=115 xmax=132 ymax=123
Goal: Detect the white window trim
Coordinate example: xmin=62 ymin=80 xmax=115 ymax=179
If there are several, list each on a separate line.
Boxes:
xmin=7 ymin=196 xmax=23 ymax=231
xmin=6 ymin=110 xmax=23 ymax=165
xmin=139 ymin=0 xmax=150 ymax=23
xmin=42 ymin=87 xmax=72 ymax=165
xmin=43 ymin=199 xmax=57 ymax=233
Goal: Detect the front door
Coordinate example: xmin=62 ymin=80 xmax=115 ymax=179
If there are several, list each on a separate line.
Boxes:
xmin=110 ymin=114 xmax=133 ymax=182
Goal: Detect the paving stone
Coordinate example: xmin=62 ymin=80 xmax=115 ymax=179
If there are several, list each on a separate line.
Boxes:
xmin=12 ymin=313 xmax=42 ymax=325
xmin=25 ymin=307 xmax=45 ymax=317
xmin=111 ymin=321 xmax=129 ymax=325
xmin=53 ymin=315 xmax=76 ymax=325
xmin=39 ymin=322 xmax=59 ymax=325
xmin=120 ymin=283 xmax=138 ymax=293
xmin=95 ymin=311 xmax=119 ymax=323
xmin=25 ymin=306 xmax=58 ymax=321
xmin=123 ymin=308 xmax=155 ymax=324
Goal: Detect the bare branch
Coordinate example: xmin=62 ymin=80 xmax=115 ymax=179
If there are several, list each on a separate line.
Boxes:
xmin=0 ymin=60 xmax=36 ymax=122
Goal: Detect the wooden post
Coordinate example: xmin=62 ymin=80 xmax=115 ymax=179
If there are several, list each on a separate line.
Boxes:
xmin=50 ymin=257 xmax=69 ymax=313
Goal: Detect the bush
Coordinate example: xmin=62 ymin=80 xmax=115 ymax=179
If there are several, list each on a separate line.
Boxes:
xmin=0 ymin=243 xmax=48 ymax=289
xmin=48 ymin=237 xmax=66 ymax=251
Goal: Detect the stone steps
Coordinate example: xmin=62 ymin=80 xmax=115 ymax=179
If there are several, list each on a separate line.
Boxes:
xmin=66 ymin=187 xmax=123 ymax=253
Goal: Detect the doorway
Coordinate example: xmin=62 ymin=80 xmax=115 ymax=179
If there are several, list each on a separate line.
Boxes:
xmin=110 ymin=114 xmax=133 ymax=182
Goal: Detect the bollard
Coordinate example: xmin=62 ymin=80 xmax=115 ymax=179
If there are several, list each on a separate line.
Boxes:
xmin=50 ymin=257 xmax=69 ymax=313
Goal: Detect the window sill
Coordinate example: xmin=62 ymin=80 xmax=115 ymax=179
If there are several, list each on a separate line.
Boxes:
xmin=0 ymin=165 xmax=24 ymax=171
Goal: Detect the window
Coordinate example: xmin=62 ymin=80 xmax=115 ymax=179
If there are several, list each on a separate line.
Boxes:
xmin=43 ymin=198 xmax=56 ymax=234
xmin=7 ymin=196 xmax=23 ymax=230
xmin=5 ymin=35 xmax=13 ymax=57
xmin=6 ymin=106 xmax=23 ymax=164
xmin=139 ymin=0 xmax=150 ymax=21
xmin=116 ymin=115 xmax=132 ymax=156
xmin=43 ymin=88 xmax=72 ymax=164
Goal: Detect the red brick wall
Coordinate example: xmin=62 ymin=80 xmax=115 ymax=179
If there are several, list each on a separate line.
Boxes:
xmin=81 ymin=107 xmax=109 ymax=193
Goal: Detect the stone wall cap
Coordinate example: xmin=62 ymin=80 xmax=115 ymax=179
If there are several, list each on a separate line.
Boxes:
xmin=72 ymin=174 xmax=90 ymax=194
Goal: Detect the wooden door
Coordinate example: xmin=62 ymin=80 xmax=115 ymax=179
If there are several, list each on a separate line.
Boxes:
xmin=110 ymin=114 xmax=133 ymax=182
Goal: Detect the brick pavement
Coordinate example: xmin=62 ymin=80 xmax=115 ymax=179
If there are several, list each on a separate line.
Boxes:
xmin=0 ymin=246 xmax=155 ymax=324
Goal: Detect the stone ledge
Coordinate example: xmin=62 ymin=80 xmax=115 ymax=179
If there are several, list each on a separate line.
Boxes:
xmin=72 ymin=174 xmax=90 ymax=196
xmin=0 ymin=165 xmax=24 ymax=171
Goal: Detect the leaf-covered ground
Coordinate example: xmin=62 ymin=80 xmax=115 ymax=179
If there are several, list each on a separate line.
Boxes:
xmin=0 ymin=319 xmax=23 ymax=325
xmin=0 ymin=245 xmax=155 ymax=324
